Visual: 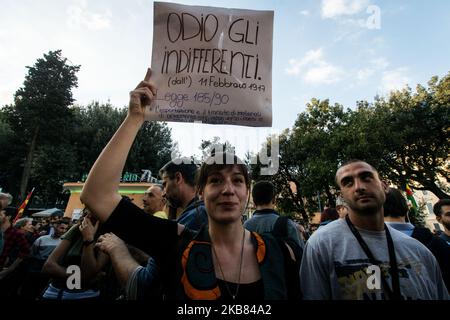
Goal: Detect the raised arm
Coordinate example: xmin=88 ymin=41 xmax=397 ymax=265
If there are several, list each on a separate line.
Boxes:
xmin=80 ymin=69 xmax=156 ymax=222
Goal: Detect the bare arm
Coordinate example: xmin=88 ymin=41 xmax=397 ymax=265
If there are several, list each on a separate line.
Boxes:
xmin=42 ymin=239 xmax=72 ymax=279
xmin=80 ymin=68 xmax=156 ymax=222
xmin=96 ymin=232 xmax=140 ymax=288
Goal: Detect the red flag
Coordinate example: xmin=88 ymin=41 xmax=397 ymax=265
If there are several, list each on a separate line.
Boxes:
xmin=13 ymin=187 xmax=35 ymax=224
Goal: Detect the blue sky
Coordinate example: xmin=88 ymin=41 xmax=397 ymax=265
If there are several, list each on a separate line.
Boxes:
xmin=1 ymin=0 xmax=449 ymax=158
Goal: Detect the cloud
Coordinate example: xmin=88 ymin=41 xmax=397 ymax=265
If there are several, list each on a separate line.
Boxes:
xmin=380 ymin=68 xmax=411 ymax=92
xmin=356 ymin=57 xmax=389 ymax=83
xmin=356 ymin=68 xmax=375 ymax=81
xmin=321 ymin=1 xmax=379 ymax=41
xmin=299 ymin=10 xmax=310 ymax=16
xmin=353 ymin=58 xmax=411 ymax=93
xmin=286 ymin=48 xmax=344 ymax=85
xmin=67 ymin=1 xmax=112 ymax=30
xmin=321 ymin=0 xmax=370 ymax=18
xmin=286 ymin=48 xmax=324 ymax=76
xmin=0 ymin=89 xmax=12 ymax=106
xmin=355 ymin=57 xmax=389 ymax=82
xmin=371 ymin=57 xmax=389 ymax=70
xmin=304 ymin=65 xmax=344 ymax=84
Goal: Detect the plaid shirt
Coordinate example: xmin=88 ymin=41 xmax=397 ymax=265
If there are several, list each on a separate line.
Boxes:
xmin=0 ymin=226 xmax=30 ymax=268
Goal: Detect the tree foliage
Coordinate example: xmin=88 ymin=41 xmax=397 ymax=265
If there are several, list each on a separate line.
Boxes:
xmin=199 ymin=136 xmax=235 ymax=159
xmin=371 ymin=76 xmax=450 ymax=199
xmin=0 ymin=51 xmax=174 ymax=207
xmin=253 ymin=72 xmax=450 ymax=225
xmin=1 ymin=50 xmax=80 ymax=201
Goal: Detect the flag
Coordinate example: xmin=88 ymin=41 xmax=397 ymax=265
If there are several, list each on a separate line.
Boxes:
xmin=13 ymin=187 xmax=35 ymax=224
xmin=405 ymin=183 xmax=418 ymax=211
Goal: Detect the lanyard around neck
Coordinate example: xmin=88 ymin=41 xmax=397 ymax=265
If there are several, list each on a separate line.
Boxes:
xmin=345 ymin=215 xmax=402 ymax=300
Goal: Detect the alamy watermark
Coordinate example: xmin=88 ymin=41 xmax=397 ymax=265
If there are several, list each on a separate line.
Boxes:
xmin=366 ymin=265 xmax=381 ymax=290
xmin=366 ymin=5 xmax=381 ymax=30
xmin=66 ymin=265 xmax=81 ymax=290
xmin=170 ymin=123 xmax=280 ymax=175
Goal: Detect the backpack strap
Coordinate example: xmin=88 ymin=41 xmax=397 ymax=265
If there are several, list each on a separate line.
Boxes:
xmin=272 ymin=216 xmax=289 ymax=238
xmin=270 ymin=216 xmax=303 ymax=300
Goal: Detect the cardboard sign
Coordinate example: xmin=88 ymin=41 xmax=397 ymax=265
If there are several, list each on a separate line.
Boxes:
xmin=147 ymin=2 xmax=273 ymax=127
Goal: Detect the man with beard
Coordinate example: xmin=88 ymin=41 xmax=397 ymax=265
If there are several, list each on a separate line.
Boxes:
xmin=300 ymin=160 xmax=449 ymax=300
xmin=434 ymin=199 xmax=450 ymax=246
xmin=159 ymin=159 xmax=207 ymax=231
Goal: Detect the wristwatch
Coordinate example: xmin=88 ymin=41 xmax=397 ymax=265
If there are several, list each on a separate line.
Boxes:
xmin=83 ymin=239 xmax=96 ymax=246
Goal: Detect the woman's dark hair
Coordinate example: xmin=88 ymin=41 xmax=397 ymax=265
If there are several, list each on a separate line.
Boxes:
xmin=196 ymin=152 xmax=250 ymax=194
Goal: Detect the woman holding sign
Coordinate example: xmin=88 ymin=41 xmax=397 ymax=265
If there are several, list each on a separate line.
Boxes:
xmin=81 ymin=69 xmax=296 ymax=300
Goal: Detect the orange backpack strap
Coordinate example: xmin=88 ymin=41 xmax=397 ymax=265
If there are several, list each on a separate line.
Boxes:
xmin=251 ymin=232 xmax=267 ymax=264
xmin=181 ymin=240 xmax=221 ymax=300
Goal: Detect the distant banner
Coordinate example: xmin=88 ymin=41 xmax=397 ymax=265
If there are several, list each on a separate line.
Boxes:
xmin=147 ymin=2 xmax=273 ymax=127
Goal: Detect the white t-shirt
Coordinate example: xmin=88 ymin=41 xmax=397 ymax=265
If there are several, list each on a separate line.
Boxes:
xmin=300 ymin=218 xmax=449 ymax=300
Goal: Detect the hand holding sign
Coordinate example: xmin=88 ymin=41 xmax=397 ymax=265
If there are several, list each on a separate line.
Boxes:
xmin=149 ymin=2 xmax=273 ymax=127
xmin=128 ymin=68 xmax=157 ymax=122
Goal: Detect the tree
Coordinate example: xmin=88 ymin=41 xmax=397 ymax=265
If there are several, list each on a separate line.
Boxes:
xmin=252 ymin=99 xmax=348 ymax=224
xmin=199 ymin=136 xmax=235 ymax=160
xmin=373 ymin=75 xmax=450 ymax=199
xmin=2 ymin=50 xmax=80 ymax=201
xmin=30 ymin=102 xmax=174 ymax=203
xmin=252 ymin=72 xmax=450 ymax=224
xmin=0 ymin=57 xmax=174 ymax=207
xmin=70 ymin=102 xmax=127 ymax=181
xmin=0 ymin=111 xmax=17 ymax=191
xmin=72 ymin=102 xmax=173 ymax=182
xmin=408 ymin=201 xmax=428 ymax=227
xmin=127 ymin=115 xmax=174 ymax=176
xmin=340 ymin=73 xmax=450 ymax=199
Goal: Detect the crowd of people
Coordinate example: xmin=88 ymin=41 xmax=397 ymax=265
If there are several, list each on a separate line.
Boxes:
xmin=1 ymin=69 xmax=449 ymax=301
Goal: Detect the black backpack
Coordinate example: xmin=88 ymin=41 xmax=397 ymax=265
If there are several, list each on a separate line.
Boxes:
xmin=271 ymin=216 xmax=303 ymax=300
